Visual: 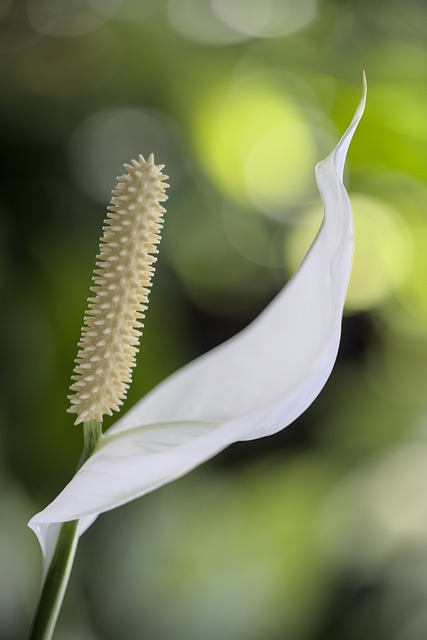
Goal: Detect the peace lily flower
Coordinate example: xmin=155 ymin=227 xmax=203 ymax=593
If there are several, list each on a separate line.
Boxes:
xmin=29 ymin=81 xmax=366 ymax=583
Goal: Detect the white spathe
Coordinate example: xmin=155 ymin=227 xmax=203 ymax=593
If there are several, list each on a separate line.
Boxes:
xmin=29 ymin=79 xmax=366 ymax=566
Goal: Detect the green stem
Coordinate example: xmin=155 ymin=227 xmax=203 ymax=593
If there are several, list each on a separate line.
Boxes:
xmin=77 ymin=420 xmax=103 ymax=471
xmin=28 ymin=420 xmax=102 ymax=640
xmin=28 ymin=520 xmax=79 ymax=640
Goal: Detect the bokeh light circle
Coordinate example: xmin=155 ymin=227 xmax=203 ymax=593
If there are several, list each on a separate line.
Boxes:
xmin=193 ymin=75 xmax=320 ymax=215
xmin=212 ymin=0 xmax=318 ymax=38
xmin=27 ymin=0 xmax=122 ymax=37
xmin=167 ymin=0 xmax=249 ymax=45
xmin=69 ymin=108 xmax=175 ymax=203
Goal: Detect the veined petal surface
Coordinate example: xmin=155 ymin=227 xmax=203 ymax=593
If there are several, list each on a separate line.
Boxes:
xmin=29 ymin=79 xmax=366 ymax=561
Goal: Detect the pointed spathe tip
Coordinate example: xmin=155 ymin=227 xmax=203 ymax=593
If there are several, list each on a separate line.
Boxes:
xmin=316 ymin=72 xmax=367 ymax=181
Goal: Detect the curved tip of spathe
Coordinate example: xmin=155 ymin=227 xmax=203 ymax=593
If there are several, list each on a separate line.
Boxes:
xmin=359 ymin=69 xmax=368 ymax=118
xmin=340 ymin=70 xmax=367 ymax=151
xmin=362 ymin=69 xmax=367 ymax=93
xmin=315 ymin=72 xmax=367 ymax=181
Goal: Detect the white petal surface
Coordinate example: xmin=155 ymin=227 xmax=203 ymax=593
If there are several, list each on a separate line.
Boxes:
xmin=29 ymin=80 xmax=366 ymax=559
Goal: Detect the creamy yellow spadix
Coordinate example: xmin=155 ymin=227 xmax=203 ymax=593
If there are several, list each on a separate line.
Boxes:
xmin=68 ymin=154 xmax=169 ymax=425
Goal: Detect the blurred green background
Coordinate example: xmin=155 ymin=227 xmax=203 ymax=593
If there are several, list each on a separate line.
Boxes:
xmin=1 ymin=1 xmax=427 ymax=639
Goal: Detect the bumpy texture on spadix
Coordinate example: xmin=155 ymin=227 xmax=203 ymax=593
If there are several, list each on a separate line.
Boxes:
xmin=68 ymin=154 xmax=168 ymax=425
xmin=29 ymin=77 xmax=366 ymax=569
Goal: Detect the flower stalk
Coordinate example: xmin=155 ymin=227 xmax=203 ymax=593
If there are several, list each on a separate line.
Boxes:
xmin=28 ymin=519 xmax=79 ymax=640
xmin=28 ymin=420 xmax=102 ymax=640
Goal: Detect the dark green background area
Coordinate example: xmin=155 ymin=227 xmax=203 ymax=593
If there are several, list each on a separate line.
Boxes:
xmin=1 ymin=1 xmax=427 ymax=639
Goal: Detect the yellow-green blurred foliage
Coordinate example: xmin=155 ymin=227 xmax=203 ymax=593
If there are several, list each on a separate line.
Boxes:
xmin=1 ymin=1 xmax=427 ymax=639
